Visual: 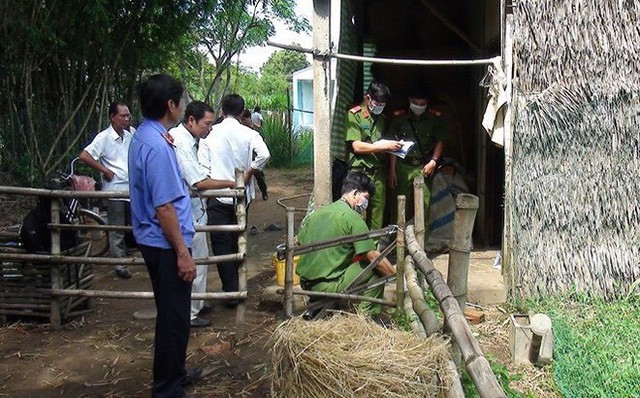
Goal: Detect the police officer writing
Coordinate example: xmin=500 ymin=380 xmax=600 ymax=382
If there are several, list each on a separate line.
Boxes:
xmin=388 ymin=86 xmax=446 ymax=224
xmin=345 ymin=80 xmax=402 ymax=230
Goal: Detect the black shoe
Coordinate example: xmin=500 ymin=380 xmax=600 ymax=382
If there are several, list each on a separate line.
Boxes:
xmin=115 ymin=268 xmax=132 ymax=279
xmin=262 ymin=192 xmax=268 ymax=200
xmin=198 ymin=305 xmax=214 ymax=315
xmin=181 ymin=367 xmax=203 ymax=387
xmin=190 ymin=317 xmax=211 ymax=328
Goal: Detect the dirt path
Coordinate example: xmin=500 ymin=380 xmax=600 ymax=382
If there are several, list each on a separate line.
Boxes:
xmin=0 ymin=167 xmax=528 ymax=398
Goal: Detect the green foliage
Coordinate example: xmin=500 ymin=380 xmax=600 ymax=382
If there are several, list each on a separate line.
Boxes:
xmin=189 ymin=0 xmax=310 ymax=104
xmin=460 ymin=357 xmax=525 ymax=398
xmin=387 ymin=308 xmax=414 ymax=332
xmin=261 ymin=114 xmax=313 ymax=168
xmin=530 ymin=296 xmax=640 ymax=397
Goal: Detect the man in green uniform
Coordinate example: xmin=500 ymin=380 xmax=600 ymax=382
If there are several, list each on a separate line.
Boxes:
xmin=296 ymin=172 xmax=395 ymax=315
xmin=345 ymin=80 xmax=403 ymax=230
xmin=388 ymin=86 xmax=447 ymax=224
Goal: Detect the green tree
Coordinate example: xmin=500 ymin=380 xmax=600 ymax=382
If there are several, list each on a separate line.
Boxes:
xmin=0 ymin=0 xmax=198 ymax=183
xmin=192 ymin=0 xmax=310 ymax=106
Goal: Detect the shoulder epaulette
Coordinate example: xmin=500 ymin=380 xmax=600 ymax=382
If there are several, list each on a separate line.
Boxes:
xmin=349 ymin=105 xmax=362 ymax=114
xmin=393 ymin=109 xmax=407 ymax=116
xmin=429 ymin=108 xmax=442 ymax=117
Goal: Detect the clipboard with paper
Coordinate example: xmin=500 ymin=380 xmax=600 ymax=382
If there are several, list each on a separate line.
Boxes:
xmin=381 ymin=139 xmax=415 ymax=159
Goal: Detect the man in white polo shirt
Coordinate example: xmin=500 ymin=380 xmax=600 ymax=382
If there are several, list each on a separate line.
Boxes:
xmin=170 ymin=100 xmax=235 ymax=327
xmin=79 ymin=101 xmax=134 ymax=279
xmin=198 ymin=94 xmax=270 ymax=297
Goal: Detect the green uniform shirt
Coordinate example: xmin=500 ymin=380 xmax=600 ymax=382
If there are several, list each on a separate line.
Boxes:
xmin=345 ymin=101 xmax=387 ymax=170
xmin=388 ymin=109 xmax=446 ymax=162
xmin=296 ymin=200 xmax=376 ymax=281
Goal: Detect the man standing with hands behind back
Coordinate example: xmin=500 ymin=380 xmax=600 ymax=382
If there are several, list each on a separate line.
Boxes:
xmin=128 ymin=74 xmax=200 ymax=397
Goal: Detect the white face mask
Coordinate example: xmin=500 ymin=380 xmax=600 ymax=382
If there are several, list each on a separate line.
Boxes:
xmin=354 ymin=196 xmax=369 ymax=213
xmin=369 ymin=104 xmax=385 ymax=115
xmin=409 ymin=102 xmax=427 ymax=115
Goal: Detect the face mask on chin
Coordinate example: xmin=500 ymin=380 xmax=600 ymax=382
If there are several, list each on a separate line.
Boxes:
xmin=409 ymin=102 xmax=427 ymax=115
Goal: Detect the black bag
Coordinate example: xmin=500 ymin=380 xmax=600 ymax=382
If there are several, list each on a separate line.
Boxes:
xmin=20 ymin=197 xmax=78 ymax=253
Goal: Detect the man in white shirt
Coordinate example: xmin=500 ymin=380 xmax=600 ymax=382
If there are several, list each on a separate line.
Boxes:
xmin=250 ymin=105 xmax=263 ymax=131
xmin=79 ymin=102 xmax=134 ymax=279
xmin=198 ymin=94 xmax=270 ymax=296
xmin=170 ymin=100 xmax=235 ymax=327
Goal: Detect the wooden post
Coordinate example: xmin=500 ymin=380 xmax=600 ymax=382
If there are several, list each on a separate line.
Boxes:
xmin=502 ymin=11 xmax=517 ymax=300
xmin=396 ymin=195 xmax=406 ymax=311
xmin=312 ymin=0 xmax=332 ymax=207
xmin=447 ymin=194 xmax=479 ymax=311
xmin=405 ymin=225 xmax=505 ymax=398
xmin=529 ymin=313 xmax=552 ymax=364
xmin=235 ymin=169 xmax=247 ymax=339
xmin=413 ymin=177 xmax=425 ymax=249
xmin=50 ymin=199 xmax=62 ymax=329
xmin=284 ymin=207 xmax=296 ymax=317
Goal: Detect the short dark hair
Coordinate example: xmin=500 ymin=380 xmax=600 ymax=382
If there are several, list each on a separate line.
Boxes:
xmin=108 ymin=101 xmax=127 ymax=117
xmin=253 ymin=105 xmax=261 ymax=113
xmin=220 ymin=94 xmax=245 ymax=117
xmin=341 ymin=171 xmax=376 ymax=197
xmin=138 ymin=74 xmax=183 ymax=120
xmin=241 ymin=109 xmax=252 ymax=119
xmin=408 ymin=85 xmax=430 ymax=100
xmin=184 ymin=101 xmax=214 ymax=122
xmin=366 ymin=80 xmax=391 ymax=103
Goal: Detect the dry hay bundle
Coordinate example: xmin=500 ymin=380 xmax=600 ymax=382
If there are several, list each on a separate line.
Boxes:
xmin=270 ymin=313 xmax=452 ymax=397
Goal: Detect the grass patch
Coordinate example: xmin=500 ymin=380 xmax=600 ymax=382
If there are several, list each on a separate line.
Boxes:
xmin=531 ymin=295 xmax=640 ymax=397
xmin=261 ymin=114 xmax=313 ymax=168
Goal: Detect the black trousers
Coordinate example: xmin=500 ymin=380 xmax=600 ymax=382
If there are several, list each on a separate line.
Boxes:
xmin=139 ymin=244 xmax=191 ymax=398
xmin=207 ymin=198 xmax=241 ymax=292
xmin=254 ymin=169 xmax=267 ymax=197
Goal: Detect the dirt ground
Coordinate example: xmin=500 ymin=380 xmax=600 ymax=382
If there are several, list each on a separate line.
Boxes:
xmin=0 ymin=168 xmax=553 ymax=397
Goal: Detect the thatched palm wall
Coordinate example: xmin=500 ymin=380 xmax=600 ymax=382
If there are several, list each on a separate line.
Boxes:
xmin=510 ymin=1 xmax=640 ymax=299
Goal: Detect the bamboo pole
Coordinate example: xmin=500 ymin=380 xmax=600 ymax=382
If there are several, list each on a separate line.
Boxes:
xmin=404 ymin=255 xmax=439 ymax=335
xmin=413 ymin=177 xmax=426 ymax=249
xmin=266 ymin=40 xmax=499 ymax=66
xmin=0 ymin=186 xmax=244 ymax=199
xmin=49 ymin=223 xmax=246 ymax=233
xmin=235 ymin=169 xmax=247 ymax=340
xmin=295 ymin=226 xmax=397 ymax=255
xmin=405 ymin=224 xmax=505 ymax=398
xmin=447 ymin=194 xmax=479 ymax=310
xmin=48 ymin=289 xmax=247 ymax=300
xmin=281 ymin=289 xmax=395 ymax=307
xmin=284 ymin=206 xmax=296 ymax=317
xmin=50 ymin=198 xmax=62 ymax=329
xmin=396 ymin=195 xmax=406 ymax=311
xmin=404 ymin=294 xmax=427 ymax=337
xmin=0 ymin=252 xmax=243 ymax=265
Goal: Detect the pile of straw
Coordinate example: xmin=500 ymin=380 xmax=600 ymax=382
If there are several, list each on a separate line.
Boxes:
xmin=270 ymin=313 xmax=452 ymax=397
xmin=507 ymin=1 xmax=640 ymax=300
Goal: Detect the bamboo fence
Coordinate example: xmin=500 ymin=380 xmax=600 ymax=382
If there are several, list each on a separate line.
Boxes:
xmin=0 ymin=170 xmax=250 ymax=336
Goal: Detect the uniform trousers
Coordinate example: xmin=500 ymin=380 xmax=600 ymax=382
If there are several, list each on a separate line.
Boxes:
xmin=139 ymin=244 xmax=191 ymax=398
xmin=301 ymin=262 xmax=384 ymax=315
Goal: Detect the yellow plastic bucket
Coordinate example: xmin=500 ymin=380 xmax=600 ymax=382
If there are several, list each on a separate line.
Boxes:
xmin=273 ymin=244 xmax=300 ymax=286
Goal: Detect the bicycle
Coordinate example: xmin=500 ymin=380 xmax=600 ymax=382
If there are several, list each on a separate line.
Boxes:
xmin=55 ymin=157 xmax=110 ymax=257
